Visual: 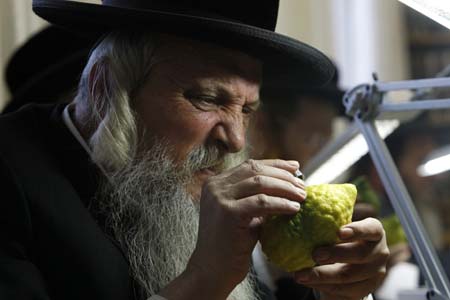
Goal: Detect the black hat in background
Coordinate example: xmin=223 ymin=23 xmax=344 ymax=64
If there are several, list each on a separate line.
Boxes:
xmin=32 ymin=0 xmax=335 ymax=89
xmin=385 ymin=110 xmax=450 ymax=152
xmin=4 ymin=25 xmax=94 ymax=113
xmin=261 ymin=62 xmax=345 ymax=116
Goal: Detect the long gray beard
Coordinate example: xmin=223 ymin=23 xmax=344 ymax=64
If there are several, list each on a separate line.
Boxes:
xmin=95 ymin=141 xmax=258 ymax=300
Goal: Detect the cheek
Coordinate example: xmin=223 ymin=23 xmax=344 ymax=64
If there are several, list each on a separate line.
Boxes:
xmin=172 ymin=110 xmax=213 ymax=133
xmin=154 ymin=110 xmax=217 ymax=160
xmin=138 ymin=98 xmax=211 ymax=140
xmin=174 ymin=115 xmax=215 ymax=145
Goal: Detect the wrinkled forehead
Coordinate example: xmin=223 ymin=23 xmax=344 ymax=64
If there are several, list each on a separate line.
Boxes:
xmin=155 ymin=34 xmax=263 ymax=84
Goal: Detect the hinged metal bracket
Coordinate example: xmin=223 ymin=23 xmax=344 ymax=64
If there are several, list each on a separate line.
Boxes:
xmin=343 ymin=83 xmax=383 ymax=120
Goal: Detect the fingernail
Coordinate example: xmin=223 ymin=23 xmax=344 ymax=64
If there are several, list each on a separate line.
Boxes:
xmin=288 ymin=200 xmax=300 ymax=211
xmin=297 ymin=188 xmax=307 ymax=198
xmin=295 ymin=177 xmax=305 ymax=187
xmin=340 ymin=227 xmax=354 ymax=239
xmin=314 ymin=249 xmax=330 ymax=262
xmin=295 ymin=272 xmax=309 ymax=282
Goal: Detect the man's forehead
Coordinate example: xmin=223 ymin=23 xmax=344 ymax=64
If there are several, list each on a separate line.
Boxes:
xmin=192 ymin=77 xmax=261 ymax=102
xmin=156 ymin=34 xmax=262 ymax=81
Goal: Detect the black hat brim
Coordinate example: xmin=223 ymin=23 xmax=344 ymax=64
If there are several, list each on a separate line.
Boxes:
xmin=32 ymin=0 xmax=335 ymax=89
xmin=261 ymin=85 xmax=346 ymax=117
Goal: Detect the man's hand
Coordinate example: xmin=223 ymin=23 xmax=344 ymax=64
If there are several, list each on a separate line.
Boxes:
xmin=187 ymin=159 xmax=306 ymax=297
xmin=294 ymin=218 xmax=389 ymax=300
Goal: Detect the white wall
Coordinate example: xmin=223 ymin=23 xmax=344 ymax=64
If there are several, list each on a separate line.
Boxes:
xmin=276 ymin=0 xmax=411 ymax=88
xmin=0 ymin=0 xmax=46 ymax=109
xmin=0 ymin=0 xmax=100 ymax=109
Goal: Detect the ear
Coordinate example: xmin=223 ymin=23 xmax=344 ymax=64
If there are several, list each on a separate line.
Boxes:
xmin=87 ymin=58 xmax=109 ymax=120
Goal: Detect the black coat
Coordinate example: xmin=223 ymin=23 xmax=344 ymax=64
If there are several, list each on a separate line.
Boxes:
xmin=0 ymin=103 xmax=315 ymax=300
xmin=0 ymin=104 xmax=136 ymax=300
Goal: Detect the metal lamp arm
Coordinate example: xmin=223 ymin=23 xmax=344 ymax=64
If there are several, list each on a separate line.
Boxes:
xmin=343 ymin=77 xmax=450 ymax=300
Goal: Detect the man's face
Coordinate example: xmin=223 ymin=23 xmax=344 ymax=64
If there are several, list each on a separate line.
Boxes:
xmin=133 ymin=36 xmax=262 ymax=197
xmin=280 ymin=97 xmax=336 ymax=163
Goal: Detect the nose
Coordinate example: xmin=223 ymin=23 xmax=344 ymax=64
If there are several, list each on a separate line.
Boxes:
xmin=210 ymin=114 xmax=246 ymax=153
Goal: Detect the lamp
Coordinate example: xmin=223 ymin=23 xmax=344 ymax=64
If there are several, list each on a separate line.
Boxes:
xmin=303 ymin=1 xmax=450 ymax=298
xmin=304 ymin=76 xmax=450 ymax=300
xmin=305 ymin=119 xmax=399 ymax=185
xmin=398 ymin=0 xmax=450 ymax=30
xmin=418 ymin=145 xmax=450 ymax=177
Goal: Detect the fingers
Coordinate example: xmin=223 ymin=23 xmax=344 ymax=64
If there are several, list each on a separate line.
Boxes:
xmin=221 ymin=159 xmax=303 ymax=186
xmin=201 ymin=159 xmax=306 ymax=221
xmin=230 ymin=175 xmax=306 ymax=201
xmin=208 ymin=158 xmax=306 ymax=207
xmin=292 ymin=217 xmax=389 ymax=299
xmin=309 ymin=217 xmax=389 ymax=264
xmin=338 ymin=218 xmax=385 ymax=242
xmin=260 ymin=159 xmax=300 ymax=173
xmin=312 ymin=240 xmax=390 ymax=265
xmin=294 ymin=261 xmax=386 ymax=285
xmin=232 ymin=194 xmax=301 ymax=218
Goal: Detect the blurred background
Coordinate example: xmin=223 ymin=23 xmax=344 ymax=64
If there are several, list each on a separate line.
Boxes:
xmin=2 ymin=1 xmax=450 ymax=299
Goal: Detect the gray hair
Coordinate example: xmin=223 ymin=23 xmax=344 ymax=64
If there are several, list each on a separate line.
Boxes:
xmin=74 ymin=31 xmax=162 ymax=172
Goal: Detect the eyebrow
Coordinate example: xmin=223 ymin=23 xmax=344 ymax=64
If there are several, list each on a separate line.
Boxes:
xmin=247 ymin=99 xmax=261 ymax=110
xmin=210 ymin=82 xmax=261 ymax=108
xmin=166 ymin=69 xmax=261 ymax=108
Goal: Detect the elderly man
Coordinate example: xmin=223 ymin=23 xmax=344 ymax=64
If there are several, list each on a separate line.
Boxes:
xmin=0 ymin=1 xmax=388 ymax=300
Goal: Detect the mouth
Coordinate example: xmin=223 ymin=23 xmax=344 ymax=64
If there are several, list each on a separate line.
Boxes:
xmin=196 ymin=167 xmax=217 ymax=177
xmin=189 ymin=165 xmax=223 ymax=199
xmin=195 ymin=162 xmax=226 ymax=180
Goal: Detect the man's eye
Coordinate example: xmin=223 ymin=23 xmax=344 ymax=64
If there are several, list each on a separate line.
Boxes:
xmin=193 ymin=95 xmax=217 ymax=103
xmin=185 ymin=91 xmax=216 ymax=103
xmin=242 ymin=106 xmax=255 ymax=115
xmin=185 ymin=92 xmax=221 ymax=110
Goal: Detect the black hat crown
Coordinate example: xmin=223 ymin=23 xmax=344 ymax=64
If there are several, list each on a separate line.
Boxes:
xmin=104 ymin=0 xmax=279 ymax=31
xmin=32 ymin=0 xmax=335 ymax=89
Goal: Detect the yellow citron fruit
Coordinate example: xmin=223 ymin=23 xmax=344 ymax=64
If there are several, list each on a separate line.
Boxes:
xmin=380 ymin=215 xmax=407 ymax=247
xmin=260 ymin=183 xmax=357 ymax=272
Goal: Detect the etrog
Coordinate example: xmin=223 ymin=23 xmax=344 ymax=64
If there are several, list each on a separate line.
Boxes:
xmin=260 ymin=183 xmax=357 ymax=272
xmin=381 ymin=215 xmax=407 ymax=246
xmin=352 ymin=176 xmax=381 ymax=213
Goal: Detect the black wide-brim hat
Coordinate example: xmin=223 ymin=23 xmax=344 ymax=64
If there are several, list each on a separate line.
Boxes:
xmin=32 ymin=0 xmax=335 ymax=89
xmin=4 ymin=25 xmax=94 ymax=113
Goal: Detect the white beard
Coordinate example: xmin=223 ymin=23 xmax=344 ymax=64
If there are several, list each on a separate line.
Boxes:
xmin=94 ymin=140 xmax=258 ymax=300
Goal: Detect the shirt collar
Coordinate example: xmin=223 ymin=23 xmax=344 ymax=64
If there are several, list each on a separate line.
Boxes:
xmin=62 ymin=103 xmax=109 ymax=177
